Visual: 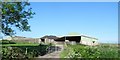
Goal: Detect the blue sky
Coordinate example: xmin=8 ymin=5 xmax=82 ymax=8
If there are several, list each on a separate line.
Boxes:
xmin=15 ymin=2 xmax=118 ymax=43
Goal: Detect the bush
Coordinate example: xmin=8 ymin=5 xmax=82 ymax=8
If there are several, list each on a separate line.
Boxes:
xmin=1 ymin=44 xmax=49 ymax=59
xmin=61 ymin=44 xmax=119 ymax=58
xmin=2 ymin=47 xmax=26 ymax=60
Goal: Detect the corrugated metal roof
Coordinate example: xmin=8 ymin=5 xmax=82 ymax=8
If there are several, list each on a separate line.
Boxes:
xmin=59 ymin=35 xmax=98 ymax=40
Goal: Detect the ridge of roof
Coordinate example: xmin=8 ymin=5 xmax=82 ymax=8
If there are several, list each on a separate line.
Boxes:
xmin=61 ymin=35 xmax=98 ymax=40
xmin=40 ymin=35 xmax=59 ymax=39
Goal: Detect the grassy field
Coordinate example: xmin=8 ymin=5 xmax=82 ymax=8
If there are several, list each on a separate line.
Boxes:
xmin=1 ymin=43 xmax=39 ymax=46
xmin=0 ymin=40 xmax=40 ymax=46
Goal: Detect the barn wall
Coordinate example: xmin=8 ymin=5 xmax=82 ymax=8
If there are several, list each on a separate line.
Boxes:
xmin=54 ymin=41 xmax=65 ymax=45
xmin=44 ymin=38 xmax=55 ymax=44
xmin=80 ymin=36 xmax=98 ymax=46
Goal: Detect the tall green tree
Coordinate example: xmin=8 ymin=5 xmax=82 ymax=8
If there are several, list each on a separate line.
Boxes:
xmin=1 ymin=2 xmax=35 ymax=36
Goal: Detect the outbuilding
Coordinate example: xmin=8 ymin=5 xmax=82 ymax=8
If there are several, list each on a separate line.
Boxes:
xmin=55 ymin=35 xmax=98 ymax=46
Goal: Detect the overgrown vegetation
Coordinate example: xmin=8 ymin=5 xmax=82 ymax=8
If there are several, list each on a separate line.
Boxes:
xmin=2 ymin=44 xmax=49 ymax=59
xmin=1 ymin=40 xmax=50 ymax=60
xmin=1 ymin=40 xmax=119 ymax=59
xmin=60 ymin=44 xmax=119 ymax=58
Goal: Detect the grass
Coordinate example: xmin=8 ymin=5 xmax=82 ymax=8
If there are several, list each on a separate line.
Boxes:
xmin=60 ymin=46 xmax=70 ymax=58
xmin=1 ymin=43 xmax=39 ymax=46
xmin=0 ymin=40 xmax=40 ymax=46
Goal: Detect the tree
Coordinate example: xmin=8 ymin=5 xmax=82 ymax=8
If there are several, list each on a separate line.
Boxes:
xmin=1 ymin=2 xmax=35 ymax=36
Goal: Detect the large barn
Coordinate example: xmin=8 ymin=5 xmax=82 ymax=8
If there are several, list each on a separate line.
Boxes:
xmin=55 ymin=35 xmax=98 ymax=46
xmin=40 ymin=35 xmax=98 ymax=46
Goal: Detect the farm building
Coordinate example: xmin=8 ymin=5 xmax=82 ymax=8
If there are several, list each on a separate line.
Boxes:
xmin=40 ymin=35 xmax=59 ymax=44
xmin=5 ymin=35 xmax=98 ymax=46
xmin=40 ymin=35 xmax=98 ymax=46
xmin=55 ymin=35 xmax=98 ymax=46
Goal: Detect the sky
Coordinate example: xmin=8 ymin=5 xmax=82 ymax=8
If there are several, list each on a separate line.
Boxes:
xmin=14 ymin=2 xmax=118 ymax=43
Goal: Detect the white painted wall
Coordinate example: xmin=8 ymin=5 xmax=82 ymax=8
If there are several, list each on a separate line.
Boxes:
xmin=80 ymin=36 xmax=98 ymax=46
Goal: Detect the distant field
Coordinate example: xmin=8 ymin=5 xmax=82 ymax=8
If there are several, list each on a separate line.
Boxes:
xmin=1 ymin=44 xmax=39 ymax=46
xmin=0 ymin=40 xmax=40 ymax=46
xmin=99 ymin=43 xmax=118 ymax=47
xmin=100 ymin=43 xmax=118 ymax=45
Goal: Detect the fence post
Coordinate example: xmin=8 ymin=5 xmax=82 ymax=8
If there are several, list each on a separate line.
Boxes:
xmin=25 ymin=48 xmax=27 ymax=55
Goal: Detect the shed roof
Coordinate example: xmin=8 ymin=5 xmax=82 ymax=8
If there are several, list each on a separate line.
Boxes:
xmin=40 ymin=35 xmax=59 ymax=39
xmin=62 ymin=35 xmax=98 ymax=40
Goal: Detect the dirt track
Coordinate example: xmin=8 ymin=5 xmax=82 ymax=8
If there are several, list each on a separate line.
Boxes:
xmin=37 ymin=45 xmax=64 ymax=58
